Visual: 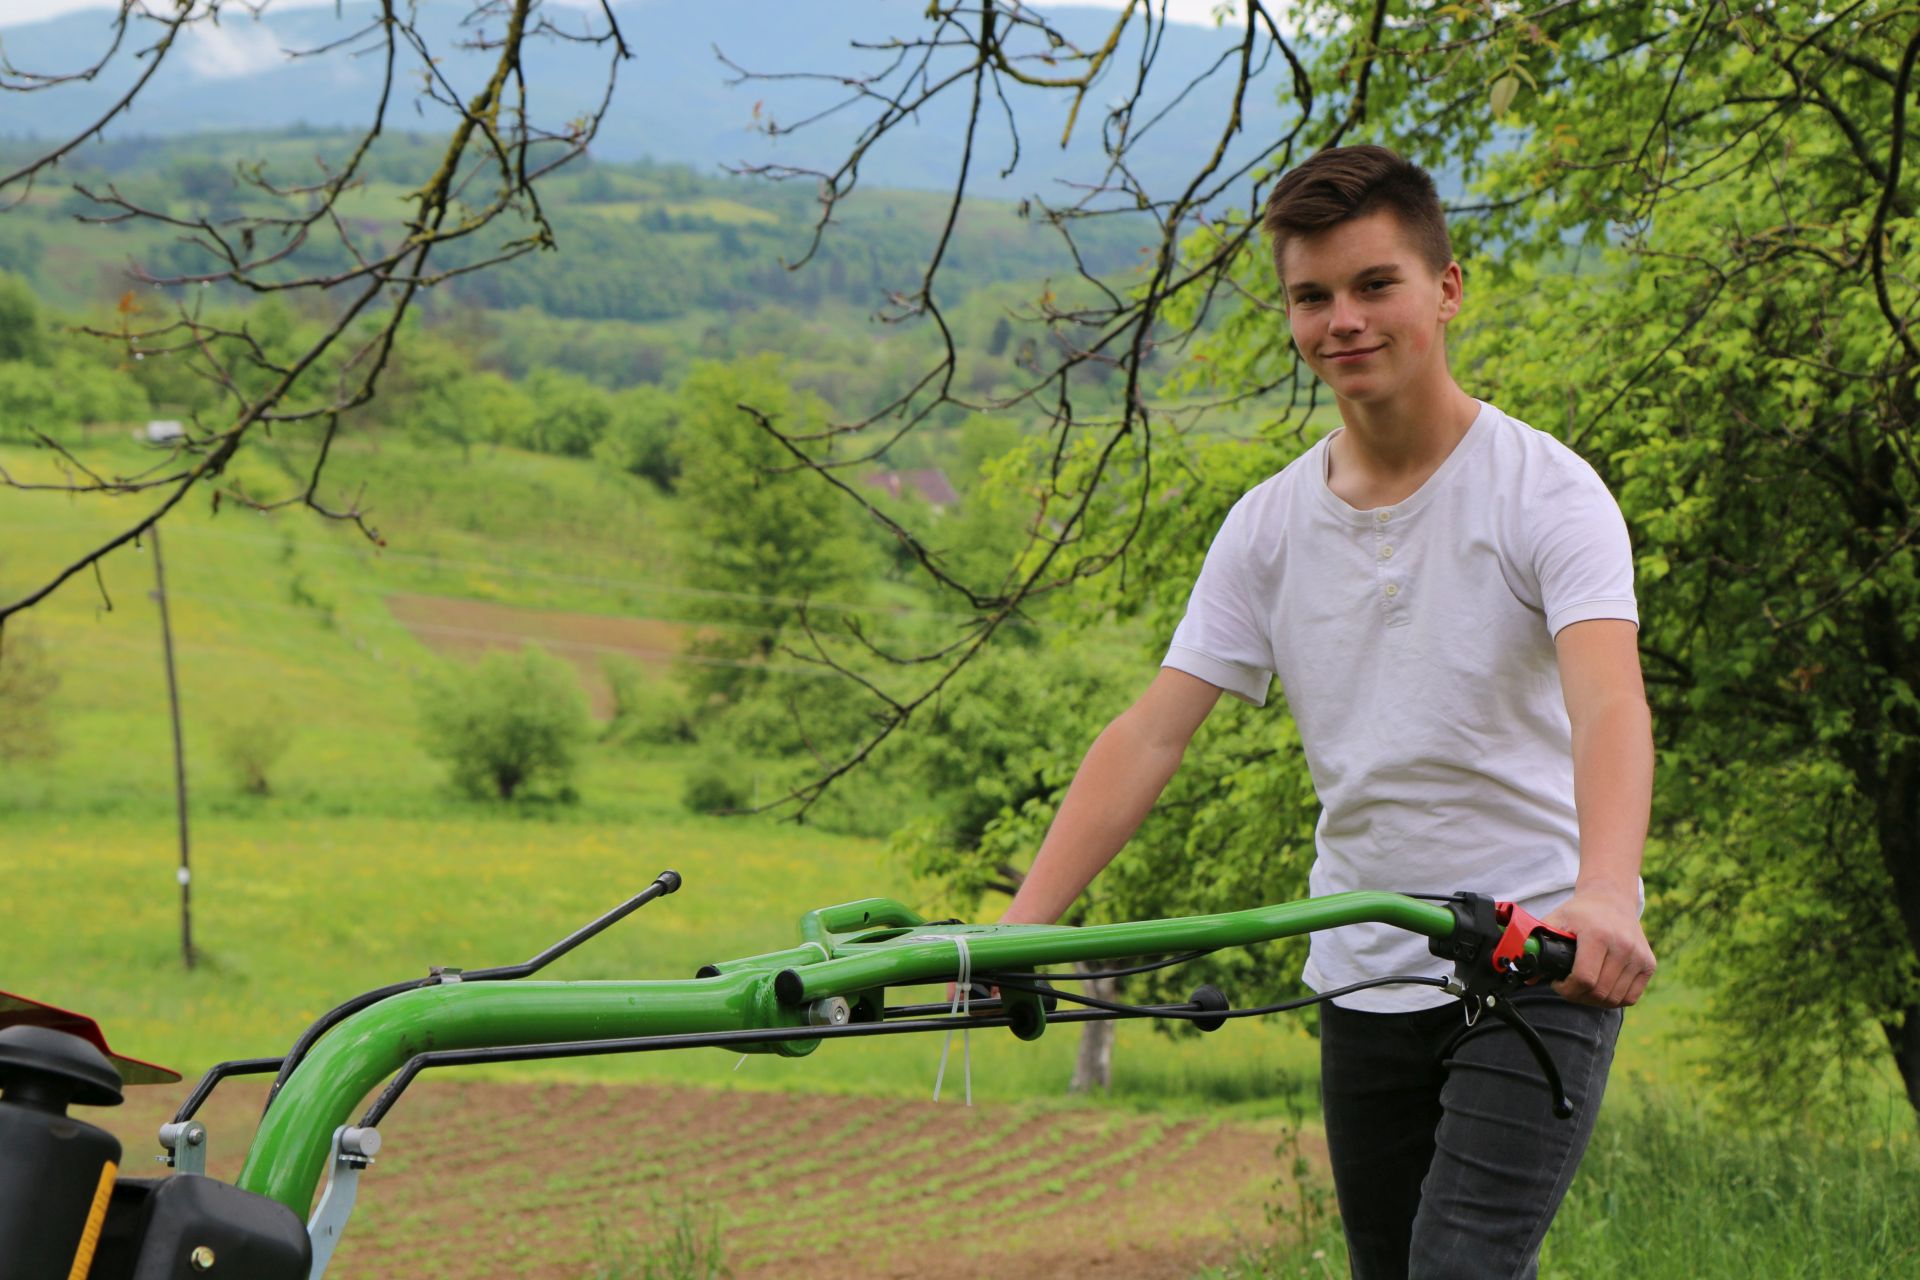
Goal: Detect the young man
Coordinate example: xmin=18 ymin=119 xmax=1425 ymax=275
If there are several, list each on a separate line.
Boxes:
xmin=999 ymin=146 xmax=1656 ymax=1278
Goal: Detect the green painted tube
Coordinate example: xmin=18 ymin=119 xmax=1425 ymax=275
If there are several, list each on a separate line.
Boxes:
xmin=234 ymin=891 xmax=1458 ymax=1216
xmin=235 ymin=971 xmax=788 ymax=1215
xmin=776 ymin=891 xmax=1457 ymax=1003
xmin=797 ymin=898 xmax=926 ymax=948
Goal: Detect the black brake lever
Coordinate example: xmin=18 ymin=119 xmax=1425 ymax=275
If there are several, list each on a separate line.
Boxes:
xmin=1484 ymin=993 xmax=1574 ymax=1118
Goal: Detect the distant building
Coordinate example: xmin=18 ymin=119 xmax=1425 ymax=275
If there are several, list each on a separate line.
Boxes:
xmin=143 ymin=420 xmax=185 ymax=443
xmin=863 ymin=468 xmax=959 ymax=510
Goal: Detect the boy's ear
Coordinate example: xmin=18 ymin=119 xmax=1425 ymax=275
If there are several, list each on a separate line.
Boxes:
xmin=1437 ymin=260 xmax=1464 ymax=321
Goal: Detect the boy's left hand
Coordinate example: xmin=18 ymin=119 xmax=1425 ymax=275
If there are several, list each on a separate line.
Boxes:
xmin=1543 ymin=891 xmax=1655 ymax=1008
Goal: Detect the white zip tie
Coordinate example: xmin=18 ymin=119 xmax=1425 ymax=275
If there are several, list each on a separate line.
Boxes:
xmin=926 ymin=934 xmax=973 ymax=1107
xmin=734 ymin=1055 xmax=749 ymax=1071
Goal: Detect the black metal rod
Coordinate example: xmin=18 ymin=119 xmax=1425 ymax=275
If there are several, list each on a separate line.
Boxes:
xmin=992 ymin=973 xmax=1454 ymax=1021
xmin=264 ymin=871 xmax=684 ymax=1115
xmin=171 ymin=1057 xmax=286 ymax=1125
xmin=461 ymin=870 xmax=682 ymax=982
xmin=359 ymin=1005 xmax=1194 ymax=1128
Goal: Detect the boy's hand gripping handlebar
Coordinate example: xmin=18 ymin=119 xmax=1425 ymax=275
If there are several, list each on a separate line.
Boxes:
xmin=1428 ymin=893 xmax=1581 ymax=1117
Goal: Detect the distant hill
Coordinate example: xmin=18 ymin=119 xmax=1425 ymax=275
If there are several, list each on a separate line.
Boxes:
xmin=0 ymin=1 xmax=1300 ymax=200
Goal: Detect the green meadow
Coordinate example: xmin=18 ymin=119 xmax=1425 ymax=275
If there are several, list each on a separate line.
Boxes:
xmin=1 ymin=432 xmax=1329 ymax=1106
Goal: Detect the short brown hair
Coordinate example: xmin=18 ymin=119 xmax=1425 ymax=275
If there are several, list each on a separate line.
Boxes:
xmin=1261 ymin=145 xmax=1452 ymax=279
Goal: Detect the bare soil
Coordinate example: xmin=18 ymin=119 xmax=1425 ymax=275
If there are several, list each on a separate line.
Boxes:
xmin=97 ymin=1079 xmax=1305 ymax=1279
xmin=385 ymin=593 xmax=689 ymax=717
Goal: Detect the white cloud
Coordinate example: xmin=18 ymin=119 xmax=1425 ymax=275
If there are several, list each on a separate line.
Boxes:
xmin=178 ymin=16 xmax=289 ymax=79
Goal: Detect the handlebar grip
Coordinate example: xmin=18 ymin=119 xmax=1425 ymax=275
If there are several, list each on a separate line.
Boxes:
xmin=1534 ymin=935 xmax=1577 ymax=982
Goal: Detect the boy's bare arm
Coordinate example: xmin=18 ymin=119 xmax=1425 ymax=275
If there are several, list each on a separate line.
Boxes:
xmin=1545 ymin=618 xmax=1657 ymax=1008
xmin=999 ymin=668 xmax=1224 ymax=926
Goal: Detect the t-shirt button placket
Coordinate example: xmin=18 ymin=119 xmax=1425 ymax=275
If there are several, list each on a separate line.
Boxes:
xmin=1374 ymin=511 xmax=1402 ymax=620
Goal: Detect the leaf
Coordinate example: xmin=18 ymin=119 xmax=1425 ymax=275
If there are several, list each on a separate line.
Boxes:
xmin=1490 ymin=74 xmax=1519 ymax=117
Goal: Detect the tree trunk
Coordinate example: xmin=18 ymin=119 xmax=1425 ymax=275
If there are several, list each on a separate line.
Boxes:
xmin=1875 ymin=754 xmax=1920 ymax=1123
xmin=1069 ymin=964 xmax=1118 ymax=1093
xmin=1882 ymin=1005 xmax=1920 ymax=1120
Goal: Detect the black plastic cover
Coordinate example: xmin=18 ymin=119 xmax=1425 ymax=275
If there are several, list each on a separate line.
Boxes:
xmin=0 ymin=1078 xmax=122 ymax=1280
xmin=90 ymin=1175 xmax=312 ymax=1280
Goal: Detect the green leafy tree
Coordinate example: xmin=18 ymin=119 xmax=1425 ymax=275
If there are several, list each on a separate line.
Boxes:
xmin=0 ymin=625 xmax=60 ymax=763
xmin=1151 ymin=2 xmax=1920 ymax=1120
xmin=893 ymin=434 xmax=1315 ymax=1089
xmin=0 ymin=272 xmax=45 ymax=364
xmin=593 ymin=384 xmax=682 ymax=491
xmin=370 ymin=331 xmax=478 ymax=458
xmin=519 ymin=369 xmax=614 ymax=458
xmin=417 ymin=648 xmax=591 ymax=801
xmin=671 ymin=355 xmax=875 ymax=707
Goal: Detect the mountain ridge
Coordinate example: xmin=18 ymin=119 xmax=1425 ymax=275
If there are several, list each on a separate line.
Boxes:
xmin=0 ymin=2 xmax=1300 ymax=199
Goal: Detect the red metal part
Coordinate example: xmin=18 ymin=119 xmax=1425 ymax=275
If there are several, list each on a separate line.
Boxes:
xmin=1490 ymin=902 xmax=1573 ymax=984
xmin=0 ymin=989 xmax=181 ymax=1085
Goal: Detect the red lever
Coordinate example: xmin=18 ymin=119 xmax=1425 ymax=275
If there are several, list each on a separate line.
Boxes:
xmin=1490 ymin=902 xmax=1574 ymax=984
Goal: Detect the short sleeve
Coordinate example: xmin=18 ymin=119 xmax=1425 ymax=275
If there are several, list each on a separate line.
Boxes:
xmin=1162 ymin=498 xmax=1276 ymax=705
xmin=1530 ymin=451 xmax=1638 ymax=637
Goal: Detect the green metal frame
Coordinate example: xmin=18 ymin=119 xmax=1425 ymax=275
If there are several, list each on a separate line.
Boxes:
xmin=236 ymin=890 xmax=1461 ymax=1215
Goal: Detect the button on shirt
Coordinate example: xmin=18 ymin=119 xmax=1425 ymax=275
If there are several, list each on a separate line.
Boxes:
xmin=1162 ymin=401 xmax=1639 ymax=1010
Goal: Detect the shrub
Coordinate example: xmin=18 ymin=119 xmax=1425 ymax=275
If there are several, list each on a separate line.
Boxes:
xmin=681 ymin=749 xmax=748 ymax=815
xmin=417 ymin=647 xmax=590 ymax=801
xmin=0 ymin=624 xmax=59 ymax=763
xmin=217 ymin=701 xmax=295 ymax=796
xmin=601 ymin=657 xmax=695 ymax=747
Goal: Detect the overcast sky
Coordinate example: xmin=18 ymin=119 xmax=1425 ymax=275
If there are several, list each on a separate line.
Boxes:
xmin=0 ymin=1 xmax=1244 ymax=31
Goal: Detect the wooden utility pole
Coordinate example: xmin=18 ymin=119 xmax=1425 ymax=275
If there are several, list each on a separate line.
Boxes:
xmin=150 ymin=526 xmax=194 ymax=970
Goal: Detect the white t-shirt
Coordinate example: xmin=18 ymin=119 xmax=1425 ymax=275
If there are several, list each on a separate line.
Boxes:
xmin=1162 ymin=400 xmax=1639 ymax=1011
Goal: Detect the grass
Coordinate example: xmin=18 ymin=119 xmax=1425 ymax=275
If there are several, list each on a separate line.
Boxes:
xmin=0 ymin=432 xmax=1318 ymax=1111
xmin=1203 ymin=1091 xmax=1920 ymax=1280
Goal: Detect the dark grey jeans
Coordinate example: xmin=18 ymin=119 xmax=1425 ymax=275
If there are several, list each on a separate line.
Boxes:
xmin=1319 ymin=986 xmax=1620 ymax=1280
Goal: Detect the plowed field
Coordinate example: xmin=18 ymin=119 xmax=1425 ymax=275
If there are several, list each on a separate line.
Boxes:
xmin=385 ymin=593 xmax=689 ymax=717
xmin=101 ymin=1080 xmax=1298 ymax=1279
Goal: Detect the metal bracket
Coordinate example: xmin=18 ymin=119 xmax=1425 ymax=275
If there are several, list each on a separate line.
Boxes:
xmin=157 ymin=1120 xmax=208 ymax=1175
xmin=307 ymin=1124 xmax=380 ymax=1280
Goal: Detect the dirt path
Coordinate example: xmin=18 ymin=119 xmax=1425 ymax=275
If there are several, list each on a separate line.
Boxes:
xmin=97 ymin=1080 xmax=1304 ymax=1279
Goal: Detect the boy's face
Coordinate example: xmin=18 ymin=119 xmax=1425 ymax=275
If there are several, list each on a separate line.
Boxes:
xmin=1278 ymin=209 xmax=1462 ymax=406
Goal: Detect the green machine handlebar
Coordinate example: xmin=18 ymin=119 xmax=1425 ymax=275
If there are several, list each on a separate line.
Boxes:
xmin=232 ymin=888 xmax=1461 ymax=1214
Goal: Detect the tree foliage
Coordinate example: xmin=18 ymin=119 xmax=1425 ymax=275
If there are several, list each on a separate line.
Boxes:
xmin=1151 ymin=1 xmax=1920 ymax=1117
xmin=0 ymin=624 xmax=60 ymax=764
xmin=0 ymin=0 xmax=631 ymax=623
xmin=669 ymin=354 xmax=877 ymax=707
xmin=417 ymin=647 xmax=591 ymax=802
xmin=746 ymin=1 xmax=1920 ymax=1114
